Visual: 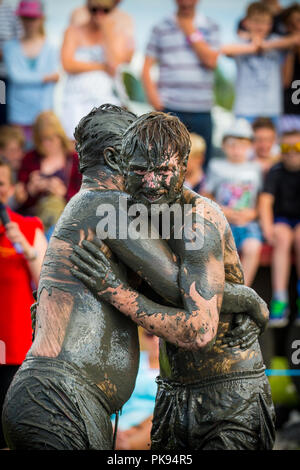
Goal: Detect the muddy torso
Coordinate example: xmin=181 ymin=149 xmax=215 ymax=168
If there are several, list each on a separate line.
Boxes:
xmin=159 ymin=313 xmax=264 ymax=383
xmin=29 ymin=189 xmax=139 ymax=410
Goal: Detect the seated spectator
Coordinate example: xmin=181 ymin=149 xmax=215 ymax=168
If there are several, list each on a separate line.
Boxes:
xmin=259 ymin=130 xmax=300 ymax=327
xmin=251 ymin=117 xmax=280 ymax=176
xmin=184 ymin=133 xmax=206 ymax=194
xmin=60 ymin=0 xmax=134 ymax=139
xmin=0 ymin=156 xmax=48 ymax=449
xmin=18 ymin=111 xmax=82 ymax=232
xmin=222 ymin=2 xmax=300 ymax=127
xmin=114 ymin=328 xmax=159 ymax=450
xmin=280 ymin=3 xmax=300 ymax=134
xmin=2 ymin=1 xmax=59 ymax=145
xmin=203 ymin=119 xmax=263 ymax=287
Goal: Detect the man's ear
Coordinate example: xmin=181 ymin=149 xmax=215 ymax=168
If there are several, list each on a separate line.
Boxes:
xmin=103 ymin=147 xmax=120 ymax=172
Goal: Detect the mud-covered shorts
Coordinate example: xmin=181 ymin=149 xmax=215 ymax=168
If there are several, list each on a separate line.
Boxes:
xmin=151 ymin=369 xmax=275 ymax=451
xmin=2 ymin=357 xmax=114 ymax=450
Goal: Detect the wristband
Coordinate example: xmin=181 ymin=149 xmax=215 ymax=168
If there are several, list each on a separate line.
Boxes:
xmin=187 ymin=30 xmax=204 ymax=44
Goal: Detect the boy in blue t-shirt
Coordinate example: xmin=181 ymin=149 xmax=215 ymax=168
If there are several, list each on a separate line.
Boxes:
xmin=221 ymin=2 xmax=300 ymax=126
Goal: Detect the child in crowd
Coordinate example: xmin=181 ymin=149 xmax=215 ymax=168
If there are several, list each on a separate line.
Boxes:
xmin=0 ymin=126 xmax=25 ymax=172
xmin=203 ymin=119 xmax=263 ymax=287
xmin=184 ymin=133 xmax=206 ymax=194
xmin=222 ymin=2 xmax=300 ymax=126
xmin=0 ymin=125 xmax=27 ymax=209
xmin=259 ymin=130 xmax=300 ymax=327
xmin=251 ymin=117 xmax=280 ymax=176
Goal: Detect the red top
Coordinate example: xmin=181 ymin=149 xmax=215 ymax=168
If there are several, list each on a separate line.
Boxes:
xmin=0 ymin=208 xmax=43 ymax=365
xmin=18 ymin=149 xmax=82 ymax=214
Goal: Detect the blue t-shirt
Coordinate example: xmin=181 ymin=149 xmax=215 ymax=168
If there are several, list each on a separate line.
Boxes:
xmin=234 ymin=35 xmax=286 ymax=117
xmin=3 ymin=39 xmax=58 ymax=125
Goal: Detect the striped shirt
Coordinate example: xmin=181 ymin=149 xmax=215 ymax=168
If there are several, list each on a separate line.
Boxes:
xmin=0 ymin=3 xmax=23 ymax=76
xmin=146 ymin=13 xmax=220 ymax=112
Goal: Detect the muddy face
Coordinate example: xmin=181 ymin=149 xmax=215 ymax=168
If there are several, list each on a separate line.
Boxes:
xmin=123 ymin=147 xmax=186 ymax=209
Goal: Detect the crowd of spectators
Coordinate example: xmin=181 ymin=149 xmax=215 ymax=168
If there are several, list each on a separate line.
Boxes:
xmin=0 ymin=0 xmax=300 ymax=450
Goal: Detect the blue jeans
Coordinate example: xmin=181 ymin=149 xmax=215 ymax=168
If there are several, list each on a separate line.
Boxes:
xmin=230 ymin=222 xmax=263 ymax=251
xmin=163 ymin=108 xmax=213 ymax=169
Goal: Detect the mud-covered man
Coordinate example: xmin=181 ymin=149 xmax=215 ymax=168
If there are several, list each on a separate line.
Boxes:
xmin=71 ymin=112 xmax=275 ymax=450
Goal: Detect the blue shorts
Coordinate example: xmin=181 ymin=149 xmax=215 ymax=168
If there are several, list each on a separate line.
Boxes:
xmin=274 ymin=217 xmax=300 ymax=229
xmin=230 ymin=222 xmax=262 ymax=251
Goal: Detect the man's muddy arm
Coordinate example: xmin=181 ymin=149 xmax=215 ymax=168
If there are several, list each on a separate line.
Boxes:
xmin=70 ymin=240 xmax=223 ymax=351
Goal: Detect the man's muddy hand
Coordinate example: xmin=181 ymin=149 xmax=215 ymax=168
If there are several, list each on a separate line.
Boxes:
xmin=222 ymin=314 xmax=261 ymax=350
xmin=70 ymin=239 xmax=127 ymax=296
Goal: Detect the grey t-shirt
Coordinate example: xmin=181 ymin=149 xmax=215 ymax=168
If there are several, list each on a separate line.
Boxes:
xmin=233 ymin=36 xmax=285 ymax=117
xmin=204 ymin=158 xmax=263 ymax=209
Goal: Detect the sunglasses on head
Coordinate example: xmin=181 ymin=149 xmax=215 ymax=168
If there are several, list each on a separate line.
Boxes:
xmin=280 ymin=142 xmax=300 ymax=154
xmin=89 ymin=5 xmax=112 ymax=14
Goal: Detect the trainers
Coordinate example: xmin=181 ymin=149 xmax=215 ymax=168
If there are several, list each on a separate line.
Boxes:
xmin=294 ymin=299 xmax=300 ymax=327
xmin=269 ymin=299 xmax=289 ymax=327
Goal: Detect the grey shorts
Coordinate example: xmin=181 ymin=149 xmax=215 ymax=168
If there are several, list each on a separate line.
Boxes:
xmin=2 ymin=357 xmax=114 ymax=450
xmin=151 ymin=369 xmax=276 ymax=451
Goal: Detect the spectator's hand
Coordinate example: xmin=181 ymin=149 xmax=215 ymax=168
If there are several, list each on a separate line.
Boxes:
xmin=27 ymin=171 xmax=48 ymax=196
xmin=14 ymin=182 xmax=28 ymax=205
xmin=104 ymin=62 xmax=117 ymax=77
xmin=48 ymin=177 xmax=67 ymax=198
xmin=5 ymin=221 xmax=33 ymax=259
xmin=223 ymin=208 xmax=241 ymax=225
xmin=43 ymin=72 xmax=60 ymax=83
xmin=235 ymin=208 xmax=257 ymax=225
xmin=263 ymin=225 xmax=274 ymax=246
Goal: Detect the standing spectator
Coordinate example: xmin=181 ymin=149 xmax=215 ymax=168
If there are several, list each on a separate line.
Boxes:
xmin=2 ymin=1 xmax=59 ymax=146
xmin=184 ymin=132 xmax=206 ymax=193
xmin=251 ymin=117 xmax=280 ymax=176
xmin=17 ymin=111 xmax=81 ymax=232
xmin=280 ymin=4 xmax=300 ymax=134
xmin=0 ymin=0 xmax=23 ymax=126
xmin=0 ymin=156 xmax=47 ymax=449
xmin=142 ymin=0 xmax=220 ymax=169
xmin=203 ymin=120 xmax=263 ymax=287
xmin=259 ymin=130 xmax=300 ymax=327
xmin=60 ymin=0 xmax=134 ymax=139
xmin=223 ymin=2 xmax=299 ymax=127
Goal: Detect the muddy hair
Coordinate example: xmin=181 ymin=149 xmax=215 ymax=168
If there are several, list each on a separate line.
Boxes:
xmin=121 ymin=112 xmax=191 ymax=168
xmin=74 ymin=104 xmax=137 ymax=174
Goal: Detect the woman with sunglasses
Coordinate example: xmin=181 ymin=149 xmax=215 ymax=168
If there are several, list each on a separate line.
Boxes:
xmin=61 ymin=0 xmax=134 ymax=139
